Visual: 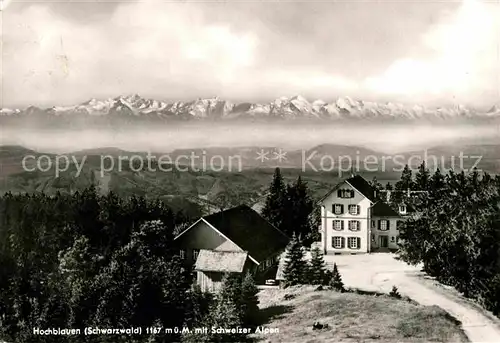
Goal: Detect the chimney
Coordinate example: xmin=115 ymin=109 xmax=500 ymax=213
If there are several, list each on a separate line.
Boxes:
xmin=386 ymin=191 xmax=391 ymax=203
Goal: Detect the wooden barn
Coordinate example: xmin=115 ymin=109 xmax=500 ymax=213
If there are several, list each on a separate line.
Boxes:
xmin=194 ymin=250 xmax=250 ymax=292
xmin=174 ymin=205 xmax=290 ymax=291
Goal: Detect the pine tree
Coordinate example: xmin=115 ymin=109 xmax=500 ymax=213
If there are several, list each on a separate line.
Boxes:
xmin=262 ymin=168 xmax=286 ymax=229
xmin=240 ymin=272 xmax=259 ymax=327
xmin=322 ymin=269 xmax=333 ymax=286
xmin=307 ymin=207 xmax=322 ymax=243
xmin=282 ymin=233 xmax=307 ymax=286
xmin=204 ymin=295 xmax=245 ymax=343
xmin=308 ymin=246 xmax=326 ymax=285
xmin=389 ymin=286 xmax=401 ymax=299
xmin=328 ymin=263 xmax=344 ymax=292
xmin=415 ymin=161 xmax=430 ymax=191
xmin=414 ymin=161 xmax=431 ymax=210
xmin=428 ymin=168 xmax=446 ymax=207
xmin=282 ymin=176 xmax=315 ymax=242
xmin=370 ymin=177 xmax=384 ymax=200
xmin=394 ymin=164 xmax=414 ymax=206
xmin=219 ymin=273 xmax=242 ymax=316
xmin=183 ymin=284 xmax=211 ymax=328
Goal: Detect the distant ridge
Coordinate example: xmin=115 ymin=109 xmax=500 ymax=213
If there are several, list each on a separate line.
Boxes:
xmin=2 ymin=94 xmax=500 ymax=127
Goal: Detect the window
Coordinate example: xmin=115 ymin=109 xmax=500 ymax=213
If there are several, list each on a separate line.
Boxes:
xmin=332 ymin=204 xmax=344 ymax=215
xmin=378 ymin=220 xmax=389 ymax=231
xmin=179 ymin=249 xmax=186 ymax=259
xmin=333 ymin=220 xmax=344 ymax=231
xmin=332 ymin=236 xmax=344 ymax=249
xmin=399 ymin=205 xmax=407 ymax=214
xmin=348 ymin=205 xmax=360 ymax=215
xmin=338 ymin=189 xmax=354 ymax=198
xmin=397 ymin=221 xmax=404 ymax=231
xmin=391 ymin=236 xmax=395 ymax=242
xmin=193 ymin=249 xmax=200 ymax=260
xmin=348 ymin=220 xmax=360 ymax=231
xmin=347 ymin=237 xmax=361 ymax=249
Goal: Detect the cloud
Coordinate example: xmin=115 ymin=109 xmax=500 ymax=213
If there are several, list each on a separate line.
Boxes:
xmin=1 ymin=1 xmax=261 ymax=106
xmin=365 ymin=0 xmax=500 ymax=104
xmin=0 ymin=0 xmax=13 ymax=11
xmin=1 ymin=0 xmax=499 ymax=108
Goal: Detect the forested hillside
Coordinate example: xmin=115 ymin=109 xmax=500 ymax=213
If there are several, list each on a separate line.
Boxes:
xmin=391 ymin=165 xmax=500 ymax=315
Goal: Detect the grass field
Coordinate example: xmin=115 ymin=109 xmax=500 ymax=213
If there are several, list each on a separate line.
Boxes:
xmin=252 ymin=286 xmax=469 ymax=343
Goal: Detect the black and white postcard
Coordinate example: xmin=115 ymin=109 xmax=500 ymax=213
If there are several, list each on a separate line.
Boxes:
xmin=1 ymin=0 xmax=500 ymax=342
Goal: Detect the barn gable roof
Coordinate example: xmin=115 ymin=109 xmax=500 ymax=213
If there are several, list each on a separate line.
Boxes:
xmin=175 ymin=205 xmax=290 ymax=264
xmin=203 ymin=205 xmax=290 ymax=263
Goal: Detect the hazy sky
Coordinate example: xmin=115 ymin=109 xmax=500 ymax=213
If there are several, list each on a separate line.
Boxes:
xmin=3 ymin=122 xmax=499 ymax=154
xmin=1 ymin=0 xmax=500 ymax=108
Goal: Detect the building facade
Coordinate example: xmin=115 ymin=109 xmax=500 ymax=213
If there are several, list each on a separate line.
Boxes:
xmin=319 ymin=175 xmax=410 ymax=254
xmin=174 ymin=205 xmax=289 ymax=291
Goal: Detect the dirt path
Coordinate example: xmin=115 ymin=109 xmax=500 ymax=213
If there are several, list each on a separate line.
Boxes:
xmin=372 ymin=271 xmax=500 ymax=343
xmin=324 ymin=253 xmax=500 ymax=342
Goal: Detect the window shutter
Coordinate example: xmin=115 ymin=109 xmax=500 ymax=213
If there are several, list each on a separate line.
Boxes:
xmin=332 ymin=205 xmax=335 ymax=213
xmin=356 ymin=205 xmax=360 ymax=214
xmin=337 ymin=190 xmax=342 ymax=197
xmin=387 ymin=220 xmax=390 ymax=230
xmin=378 ymin=220 xmax=381 ymax=229
xmin=341 ymin=237 xmax=345 ymax=248
xmin=356 ymin=237 xmax=361 ymax=249
xmin=341 ymin=221 xmax=344 ymax=230
xmin=341 ymin=204 xmax=344 ymax=214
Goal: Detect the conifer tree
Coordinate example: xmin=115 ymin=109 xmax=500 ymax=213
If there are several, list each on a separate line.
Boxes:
xmin=329 ymin=263 xmax=345 ymax=292
xmin=309 ymin=246 xmax=326 ymax=285
xmin=322 ymin=269 xmax=333 ymax=286
xmin=370 ymin=177 xmax=384 ymax=200
xmin=262 ymin=168 xmax=286 ymax=229
xmin=415 ymin=161 xmax=430 ymax=191
xmin=283 ymin=233 xmax=307 ymax=286
xmin=240 ymin=272 xmax=259 ymax=327
xmin=282 ymin=176 xmax=315 ymax=241
xmin=393 ymin=164 xmax=414 ymax=206
xmin=414 ymin=161 xmax=431 ymax=209
xmin=219 ymin=273 xmax=243 ymax=316
xmin=204 ymin=295 xmax=245 ymax=343
xmin=183 ymin=284 xmax=211 ymax=328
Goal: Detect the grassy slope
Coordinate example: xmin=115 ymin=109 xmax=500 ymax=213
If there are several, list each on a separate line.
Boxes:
xmin=253 ymin=286 xmax=469 ymax=343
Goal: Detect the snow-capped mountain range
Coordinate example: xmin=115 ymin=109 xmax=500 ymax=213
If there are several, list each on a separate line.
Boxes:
xmin=1 ymin=94 xmax=500 ymax=122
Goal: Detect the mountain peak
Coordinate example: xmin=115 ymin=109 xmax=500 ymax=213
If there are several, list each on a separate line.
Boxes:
xmin=488 ymin=104 xmax=500 ymax=113
xmin=290 ymin=95 xmax=308 ymax=102
xmin=2 ymin=95 xmax=500 ymax=123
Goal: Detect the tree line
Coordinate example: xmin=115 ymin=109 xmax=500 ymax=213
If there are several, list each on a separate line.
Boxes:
xmin=261 ymin=168 xmax=318 ymax=246
xmin=281 ymin=234 xmax=345 ymax=291
xmin=382 ymin=163 xmax=500 ymax=315
xmin=0 ymin=187 xmax=258 ymax=343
